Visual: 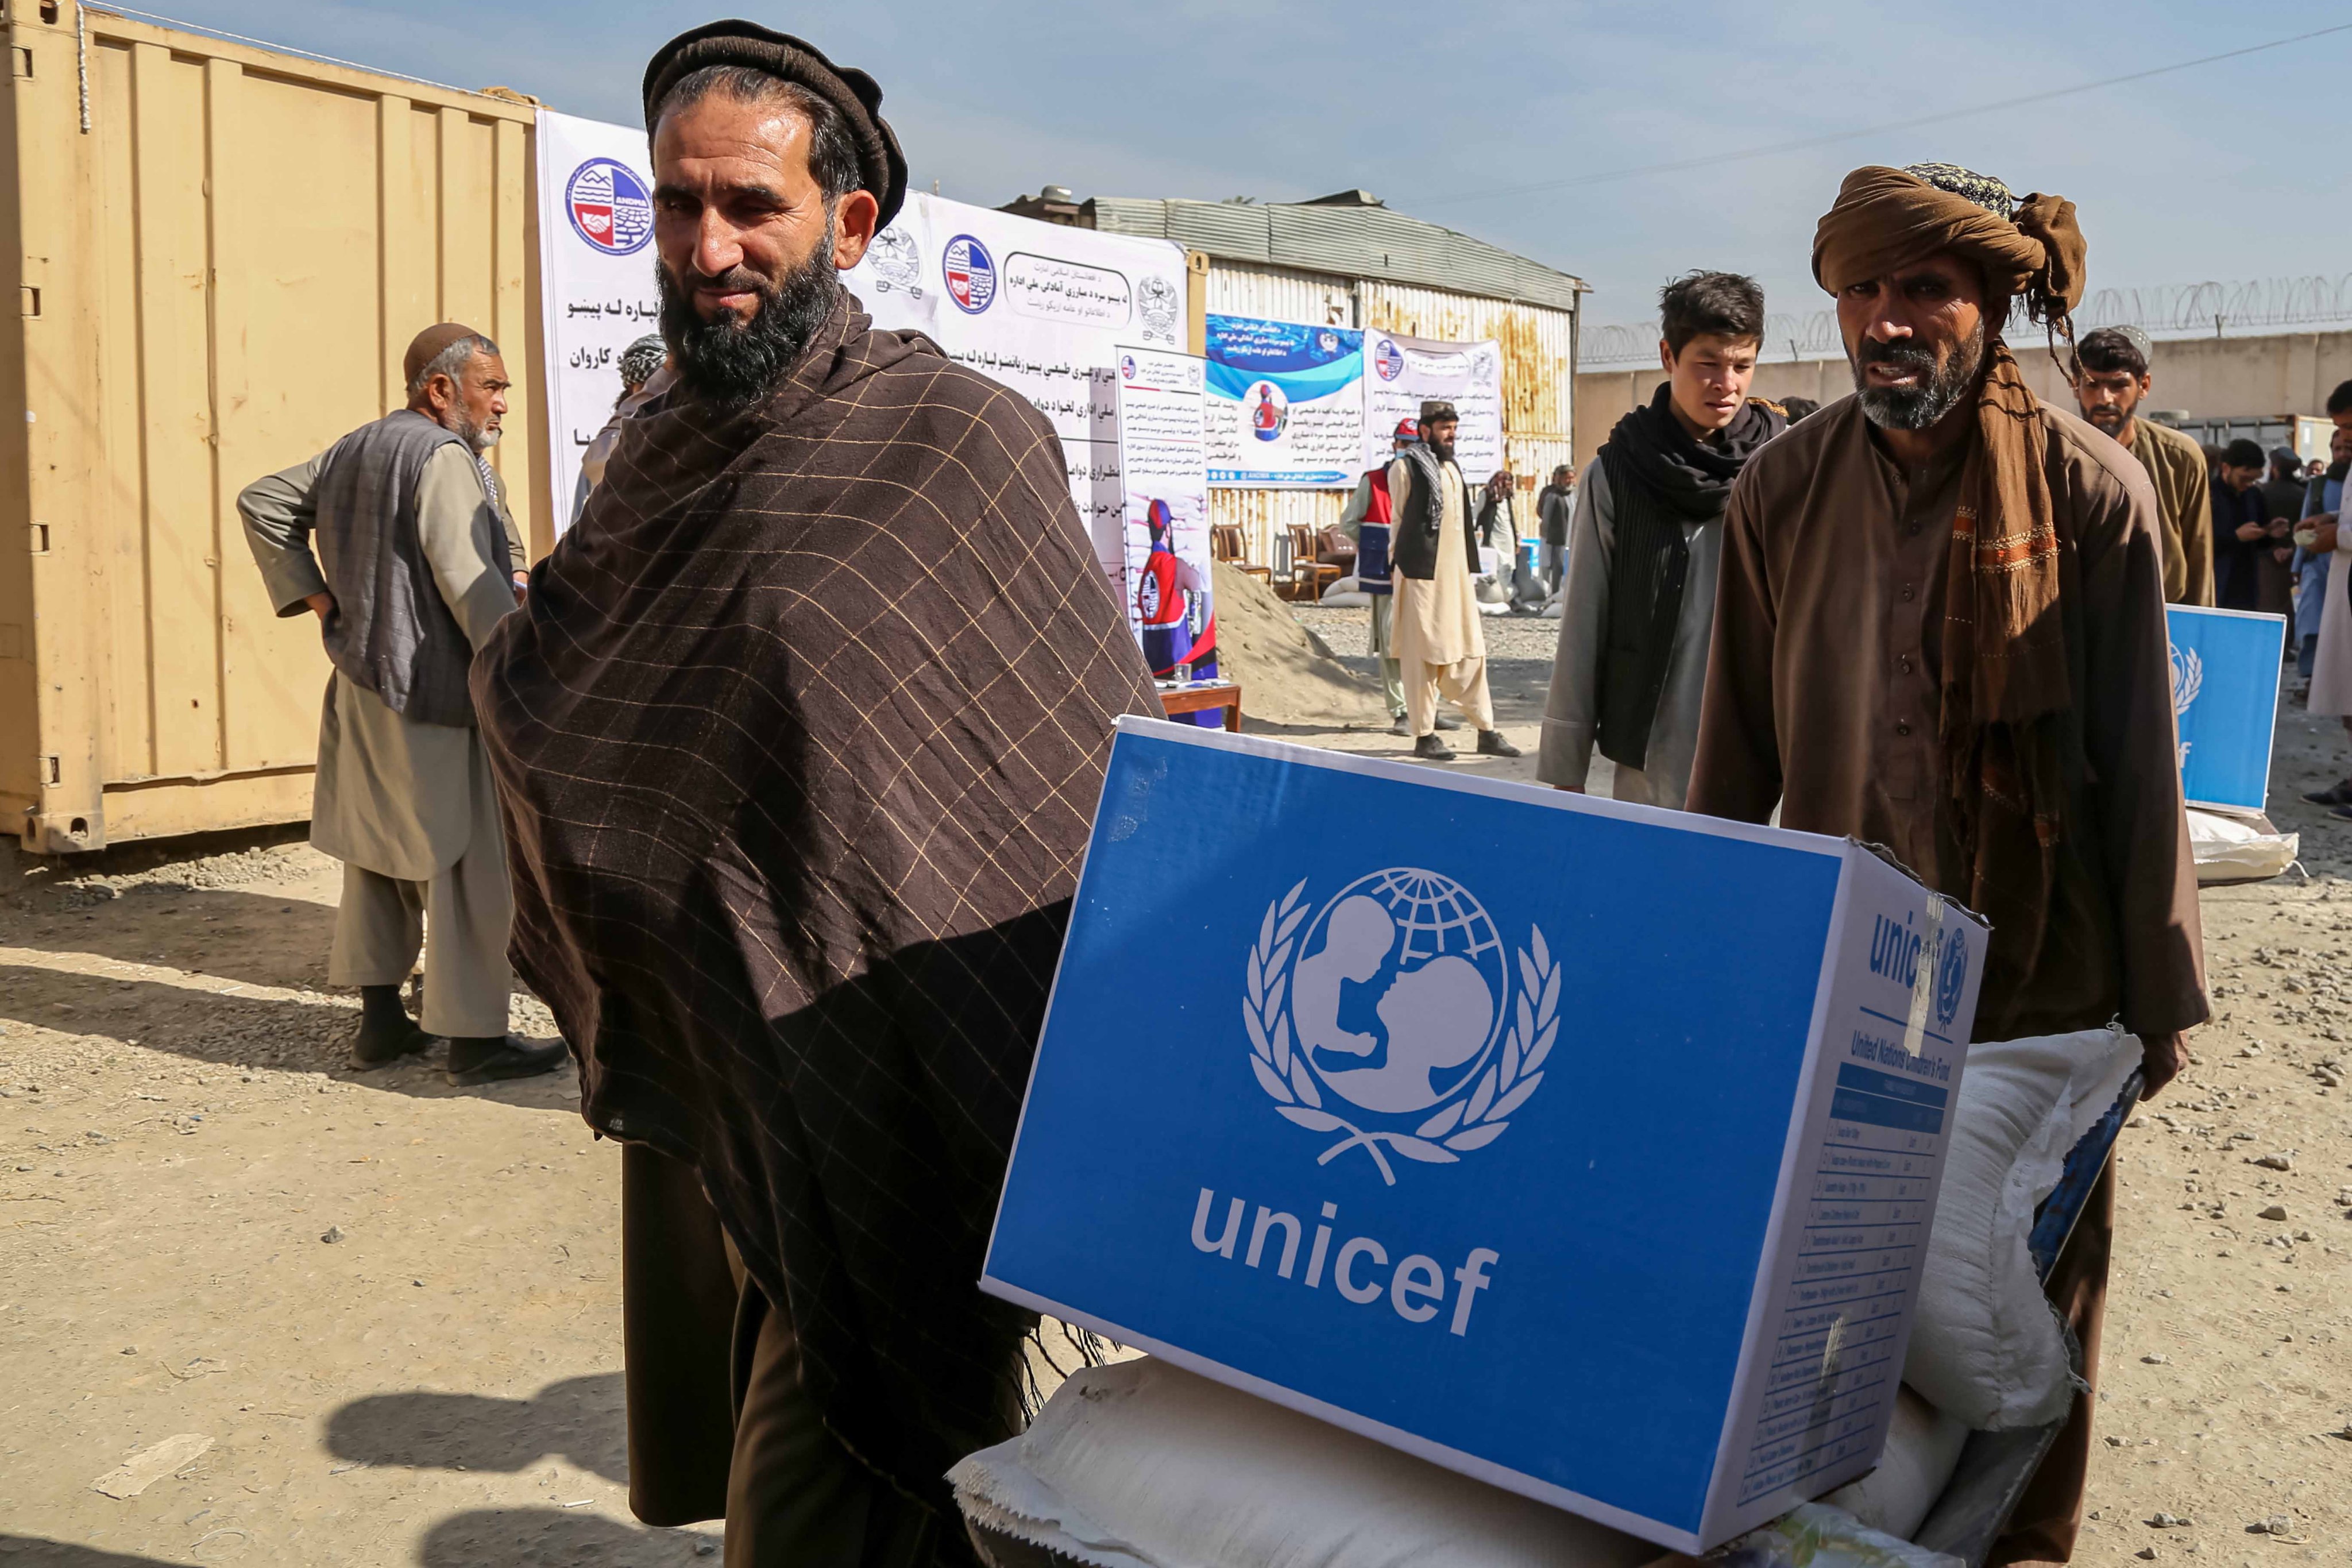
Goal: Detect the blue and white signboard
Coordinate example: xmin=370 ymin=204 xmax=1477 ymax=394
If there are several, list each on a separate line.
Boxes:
xmin=1204 ymin=314 xmax=1365 ymax=488
xmin=985 ymin=722 xmax=1987 ymax=1552
xmin=2166 ymin=605 xmax=2285 ymax=811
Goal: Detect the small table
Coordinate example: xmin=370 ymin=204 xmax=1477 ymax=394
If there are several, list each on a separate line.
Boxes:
xmin=1156 ymin=679 xmax=1242 ymax=732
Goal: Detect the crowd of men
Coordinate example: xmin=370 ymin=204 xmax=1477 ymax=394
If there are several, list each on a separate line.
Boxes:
xmin=227 ymin=17 xmax=2241 ymax=1558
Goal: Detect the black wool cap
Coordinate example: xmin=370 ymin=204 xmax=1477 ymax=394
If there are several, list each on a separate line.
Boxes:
xmin=643 ymin=20 xmax=909 ymax=229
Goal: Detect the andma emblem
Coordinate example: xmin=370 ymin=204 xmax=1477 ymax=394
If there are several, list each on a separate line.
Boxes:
xmin=942 ymin=234 xmax=998 ymax=313
xmin=565 ymin=159 xmax=654 ymax=256
xmin=1243 ymin=870 xmax=1557 ymax=1184
xmin=1373 ymin=337 xmax=1405 ymax=381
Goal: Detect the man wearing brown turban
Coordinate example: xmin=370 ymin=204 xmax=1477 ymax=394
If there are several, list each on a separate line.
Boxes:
xmin=472 ymin=20 xmax=1156 ymax=1565
xmin=1687 ymin=164 xmax=2208 ymax=1565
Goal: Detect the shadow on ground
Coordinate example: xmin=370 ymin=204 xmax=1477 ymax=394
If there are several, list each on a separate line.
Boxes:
xmin=326 ymin=1372 xmax=627 ymax=1485
xmin=417 ymin=1510 xmax=717 ymax=1566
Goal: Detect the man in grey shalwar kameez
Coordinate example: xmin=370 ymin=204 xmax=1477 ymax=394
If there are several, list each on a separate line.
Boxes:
xmin=238 ymin=323 xmax=565 ymax=1086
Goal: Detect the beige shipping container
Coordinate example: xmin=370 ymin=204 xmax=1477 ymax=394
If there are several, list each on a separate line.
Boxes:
xmin=1 ymin=1 xmax=542 ymax=853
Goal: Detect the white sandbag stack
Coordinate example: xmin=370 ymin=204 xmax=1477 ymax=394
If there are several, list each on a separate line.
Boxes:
xmin=1901 ymin=1027 xmax=2141 ymax=1428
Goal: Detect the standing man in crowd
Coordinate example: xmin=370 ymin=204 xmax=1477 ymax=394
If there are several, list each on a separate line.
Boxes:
xmin=473 ymin=24 xmax=1158 ymax=1559
xmin=2211 ymin=437 xmax=2275 ymax=611
xmin=2291 ymin=419 xmax=2351 ymax=693
xmin=1342 ymin=418 xmax=1454 ymax=736
xmin=2260 ymin=446 xmax=2306 ymax=618
xmin=1388 ymin=399 xmax=1521 ymax=760
xmin=237 ymin=325 xmax=561 ymax=1087
xmin=1540 ymin=271 xmax=1782 ymax=809
xmin=2071 ymin=325 xmax=2212 ymax=604
xmin=572 ymin=332 xmax=674 ymax=522
xmin=1534 ymin=462 xmax=1575 ymax=598
xmin=1689 ymin=163 xmax=2207 ymax=1566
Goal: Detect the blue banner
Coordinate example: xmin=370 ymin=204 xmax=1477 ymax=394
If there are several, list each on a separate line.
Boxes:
xmin=2166 ymin=605 xmax=2284 ymax=810
xmin=1203 ymin=314 xmax=1365 ymax=488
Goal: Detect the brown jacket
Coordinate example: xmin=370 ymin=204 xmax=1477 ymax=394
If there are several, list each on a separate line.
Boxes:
xmin=2123 ymin=415 xmax=2215 ymax=605
xmin=1687 ymin=393 xmax=2208 ymax=1040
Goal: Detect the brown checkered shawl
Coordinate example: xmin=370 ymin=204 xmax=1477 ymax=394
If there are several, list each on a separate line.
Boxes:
xmin=473 ymin=295 xmax=1157 ymax=1514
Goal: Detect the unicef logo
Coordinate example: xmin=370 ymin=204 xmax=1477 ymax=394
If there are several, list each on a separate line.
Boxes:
xmin=2169 ymin=641 xmax=2202 ymax=717
xmin=1373 ymin=338 xmax=1405 ymax=381
xmin=565 ymin=159 xmax=654 ymax=256
xmin=1933 ymin=930 xmax=1967 ymax=1028
xmin=943 ymin=234 xmax=998 ymax=314
xmin=1244 ymin=870 xmax=1557 ymax=1184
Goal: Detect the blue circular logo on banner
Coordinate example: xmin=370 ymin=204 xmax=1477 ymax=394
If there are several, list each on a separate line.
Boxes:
xmin=1373 ymin=337 xmax=1406 ymax=381
xmin=565 ymin=158 xmax=654 ymax=256
xmin=943 ymin=234 xmax=998 ymax=313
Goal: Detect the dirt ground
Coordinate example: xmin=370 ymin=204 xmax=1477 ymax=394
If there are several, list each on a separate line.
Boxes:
xmin=0 ymin=616 xmax=2346 ymax=1565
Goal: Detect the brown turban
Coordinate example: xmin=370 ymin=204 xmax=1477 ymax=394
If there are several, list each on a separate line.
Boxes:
xmin=1812 ymin=165 xmax=2084 ymax=318
xmin=642 ymin=20 xmax=908 ymax=229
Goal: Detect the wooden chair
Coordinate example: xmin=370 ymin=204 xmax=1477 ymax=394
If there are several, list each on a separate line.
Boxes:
xmin=1211 ymin=524 xmax=1272 ymax=585
xmin=1315 ymin=524 xmax=1357 ymax=581
xmin=1283 ymin=523 xmax=1342 ymax=601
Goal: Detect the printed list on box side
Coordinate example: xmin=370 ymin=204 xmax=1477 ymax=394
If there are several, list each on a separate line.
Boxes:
xmin=1735 ymin=1024 xmax=1951 ymax=1507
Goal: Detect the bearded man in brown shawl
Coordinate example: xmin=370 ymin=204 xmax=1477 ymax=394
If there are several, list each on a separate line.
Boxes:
xmin=1687 ymin=164 xmax=2208 ymax=1565
xmin=471 ymin=22 xmax=1156 ymax=1563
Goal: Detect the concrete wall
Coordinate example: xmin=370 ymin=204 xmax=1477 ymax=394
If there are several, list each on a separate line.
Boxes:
xmin=1574 ymin=330 xmax=2352 ymax=462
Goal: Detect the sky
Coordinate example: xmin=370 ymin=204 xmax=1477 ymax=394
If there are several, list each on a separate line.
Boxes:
xmin=137 ymin=0 xmax=2352 ymax=341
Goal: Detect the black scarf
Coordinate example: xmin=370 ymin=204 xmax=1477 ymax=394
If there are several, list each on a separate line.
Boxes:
xmin=1593 ymin=385 xmax=1783 ymax=770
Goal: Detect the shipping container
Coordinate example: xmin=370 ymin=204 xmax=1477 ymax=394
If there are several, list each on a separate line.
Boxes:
xmin=2 ymin=1 xmax=540 ymax=852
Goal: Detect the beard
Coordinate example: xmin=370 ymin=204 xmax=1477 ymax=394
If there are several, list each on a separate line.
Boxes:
xmin=1853 ymin=320 xmax=1987 ymax=432
xmin=659 ymin=220 xmax=843 ymax=416
xmin=1426 ymin=435 xmax=1457 ymax=462
xmin=2081 ymin=401 xmax=2130 ymax=435
xmin=447 ymin=407 xmax=499 ymax=454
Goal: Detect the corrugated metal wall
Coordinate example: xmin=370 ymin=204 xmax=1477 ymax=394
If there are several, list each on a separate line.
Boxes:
xmin=3 ymin=2 xmax=537 ymax=851
xmin=1199 ymin=265 xmax=1578 ymax=566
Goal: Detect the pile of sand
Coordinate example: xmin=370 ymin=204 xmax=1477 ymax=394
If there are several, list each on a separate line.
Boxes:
xmin=1209 ymin=562 xmax=1388 ymax=730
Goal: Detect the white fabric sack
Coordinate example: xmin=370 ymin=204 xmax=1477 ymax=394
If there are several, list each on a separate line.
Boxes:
xmin=2186 ymin=807 xmax=2297 ymax=884
xmin=949 ymin=1358 xmax=1659 ymax=1568
xmin=1821 ymin=1384 xmax=1970 ymax=1540
xmin=1715 ymin=1502 xmax=1962 ymax=1568
xmin=1902 ymin=1028 xmax=2141 ymax=1429
xmin=1319 ymin=575 xmax=1374 ymax=607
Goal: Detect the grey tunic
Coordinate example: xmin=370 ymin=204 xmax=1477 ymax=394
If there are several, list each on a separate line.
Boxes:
xmin=239 ymin=446 xmax=522 ymax=880
xmin=1536 ymin=461 xmax=1721 ymax=809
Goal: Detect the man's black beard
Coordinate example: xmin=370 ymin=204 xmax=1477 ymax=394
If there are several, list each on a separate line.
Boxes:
xmin=2082 ymin=403 xmax=2130 ymax=434
xmin=1853 ymin=321 xmax=1987 ymax=432
xmin=1426 ymin=435 xmax=1457 ymax=462
xmin=658 ymin=234 xmax=841 ymax=415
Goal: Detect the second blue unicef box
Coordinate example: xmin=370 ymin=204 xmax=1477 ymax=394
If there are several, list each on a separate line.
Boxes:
xmin=983 ymin=720 xmax=1990 ymax=1552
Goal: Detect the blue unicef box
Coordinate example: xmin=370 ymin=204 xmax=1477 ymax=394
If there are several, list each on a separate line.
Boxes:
xmin=2166 ymin=605 xmax=2285 ymax=812
xmin=983 ymin=721 xmax=1988 ymax=1552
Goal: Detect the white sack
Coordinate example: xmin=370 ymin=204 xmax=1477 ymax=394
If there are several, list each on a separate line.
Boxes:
xmin=1319 ymin=576 xmax=1374 ymax=607
xmin=1716 ymin=1502 xmax=1963 ymax=1568
xmin=1820 ymin=1384 xmax=1969 ymax=1540
xmin=949 ymin=1358 xmax=1658 ymax=1568
xmin=1902 ymin=1028 xmax=2141 ymax=1429
xmin=2186 ymin=807 xmax=2297 ymax=885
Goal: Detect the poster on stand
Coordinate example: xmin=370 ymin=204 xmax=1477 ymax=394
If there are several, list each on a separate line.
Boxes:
xmin=2165 ymin=605 xmax=2285 ymax=810
xmin=847 ymin=194 xmax=1188 ymax=598
xmin=1204 ymin=314 xmax=1364 ymax=488
xmin=535 ymin=110 xmax=663 ymax=534
xmin=1361 ymin=330 xmax=1506 ymax=483
xmin=1116 ymin=347 xmax=1218 ymax=720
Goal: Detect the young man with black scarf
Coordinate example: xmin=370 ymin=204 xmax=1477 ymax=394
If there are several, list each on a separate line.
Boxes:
xmin=1539 ymin=272 xmax=1783 ymax=808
